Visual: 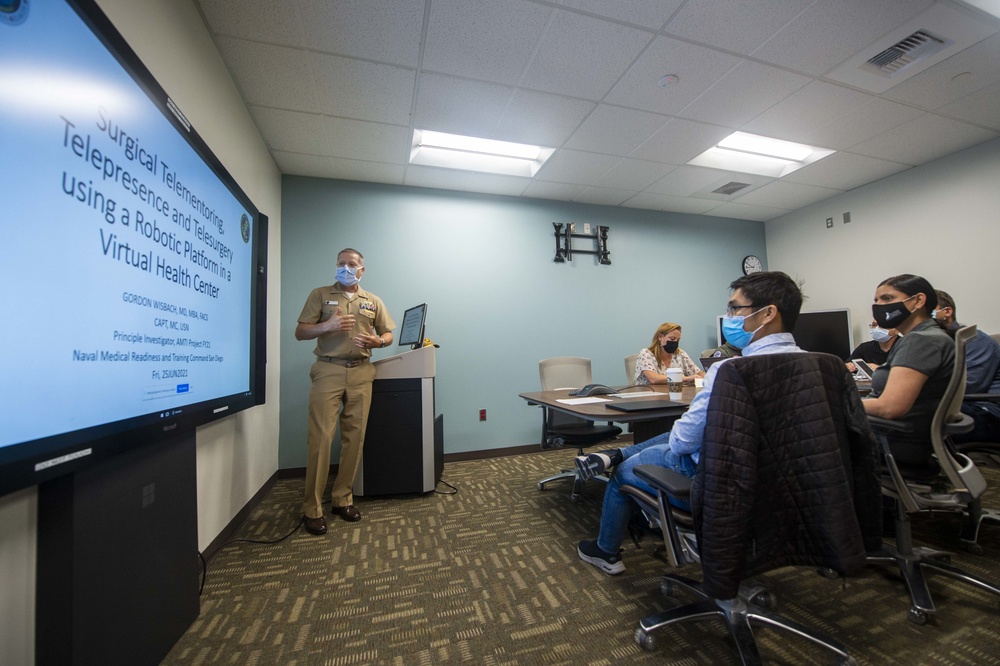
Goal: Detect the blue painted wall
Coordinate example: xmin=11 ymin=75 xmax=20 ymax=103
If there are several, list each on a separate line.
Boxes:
xmin=279 ymin=177 xmax=766 ymax=466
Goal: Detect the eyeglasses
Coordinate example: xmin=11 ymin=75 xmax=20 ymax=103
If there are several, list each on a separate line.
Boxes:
xmin=725 ymin=304 xmax=758 ymax=317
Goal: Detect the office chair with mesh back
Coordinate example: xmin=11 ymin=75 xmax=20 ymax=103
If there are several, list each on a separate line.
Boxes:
xmin=954 ymin=332 xmax=1000 ymax=467
xmin=621 ymin=353 xmax=877 ymax=665
xmin=624 ymin=354 xmax=639 ymax=385
xmin=867 ymin=325 xmax=1000 ymax=624
xmin=536 ymin=357 xmax=621 ymax=502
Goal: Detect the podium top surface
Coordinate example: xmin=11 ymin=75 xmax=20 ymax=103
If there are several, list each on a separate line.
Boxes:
xmin=373 ymin=345 xmax=436 ymax=379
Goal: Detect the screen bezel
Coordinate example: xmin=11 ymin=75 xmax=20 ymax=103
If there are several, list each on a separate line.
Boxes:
xmin=397 ymin=303 xmax=428 ymax=349
xmin=0 ymin=0 xmax=266 ymax=497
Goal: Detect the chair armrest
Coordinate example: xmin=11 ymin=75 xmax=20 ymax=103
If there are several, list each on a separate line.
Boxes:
xmin=965 ymin=393 xmax=1000 ymax=403
xmin=945 ymin=412 xmax=975 ymax=435
xmin=634 ymin=464 xmax=692 ymax=499
xmin=866 ymin=415 xmax=915 ymax=433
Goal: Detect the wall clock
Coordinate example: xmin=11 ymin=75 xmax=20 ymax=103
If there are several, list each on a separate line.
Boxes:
xmin=742 ymin=255 xmax=763 ymax=275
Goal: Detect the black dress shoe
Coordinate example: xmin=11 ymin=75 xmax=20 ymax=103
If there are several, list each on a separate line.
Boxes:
xmin=304 ymin=515 xmax=327 ymax=535
xmin=331 ymin=505 xmax=361 ymax=522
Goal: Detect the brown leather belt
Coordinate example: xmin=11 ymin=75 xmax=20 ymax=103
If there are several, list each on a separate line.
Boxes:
xmin=317 ymin=356 xmax=367 ymax=368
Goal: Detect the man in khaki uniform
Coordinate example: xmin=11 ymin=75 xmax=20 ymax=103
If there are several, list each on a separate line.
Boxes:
xmin=296 ymin=248 xmax=395 ymax=535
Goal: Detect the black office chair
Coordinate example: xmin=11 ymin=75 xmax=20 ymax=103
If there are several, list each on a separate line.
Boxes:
xmin=535 ymin=357 xmax=621 ymax=502
xmin=954 ymin=332 xmax=1000 ymax=470
xmin=624 ymin=353 xmax=880 ymax=665
xmin=866 ymin=325 xmax=1000 ymax=624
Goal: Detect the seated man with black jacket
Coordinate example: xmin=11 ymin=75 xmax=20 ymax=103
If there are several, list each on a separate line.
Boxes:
xmin=576 ymin=271 xmax=804 ymax=575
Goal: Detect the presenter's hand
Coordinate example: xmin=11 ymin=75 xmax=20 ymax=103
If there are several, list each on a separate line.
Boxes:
xmin=325 ymin=307 xmax=356 ymax=332
xmin=354 ymin=325 xmax=382 ymax=349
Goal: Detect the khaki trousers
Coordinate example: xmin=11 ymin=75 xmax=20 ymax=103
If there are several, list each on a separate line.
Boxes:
xmin=303 ymin=359 xmax=376 ymax=518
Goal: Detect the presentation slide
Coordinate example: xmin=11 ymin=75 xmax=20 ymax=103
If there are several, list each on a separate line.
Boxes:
xmin=0 ymin=1 xmax=255 ymax=449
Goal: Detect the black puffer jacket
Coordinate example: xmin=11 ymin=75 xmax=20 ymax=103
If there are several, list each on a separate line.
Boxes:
xmin=691 ymin=352 xmax=881 ymax=600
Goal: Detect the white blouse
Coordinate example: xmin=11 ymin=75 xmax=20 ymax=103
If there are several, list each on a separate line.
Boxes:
xmin=633 ymin=346 xmax=700 ymax=385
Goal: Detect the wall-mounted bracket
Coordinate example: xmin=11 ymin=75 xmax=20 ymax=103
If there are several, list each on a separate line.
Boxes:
xmin=553 ymin=223 xmax=611 ymax=264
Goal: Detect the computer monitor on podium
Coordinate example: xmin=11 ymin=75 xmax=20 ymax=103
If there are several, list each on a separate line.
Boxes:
xmin=398 ymin=303 xmax=428 ymax=350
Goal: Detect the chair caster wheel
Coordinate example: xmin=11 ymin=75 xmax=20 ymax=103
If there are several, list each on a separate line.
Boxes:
xmin=569 ymin=494 xmax=580 ymax=503
xmin=635 ymin=628 xmax=657 ymax=651
xmin=818 ymin=567 xmax=839 ymax=580
xmin=839 ymin=656 xmax=858 ymax=666
xmin=750 ymin=590 xmax=777 ymax=610
xmin=907 ymin=607 xmax=928 ymax=625
xmin=660 ymin=579 xmax=675 ymax=596
xmin=537 ymin=482 xmax=544 ymax=491
xmin=960 ymin=540 xmax=984 ymax=555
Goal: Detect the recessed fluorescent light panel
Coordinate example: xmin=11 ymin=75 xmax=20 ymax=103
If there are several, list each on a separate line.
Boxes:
xmin=687 ymin=131 xmax=834 ymax=178
xmin=410 ymin=130 xmax=554 ymax=177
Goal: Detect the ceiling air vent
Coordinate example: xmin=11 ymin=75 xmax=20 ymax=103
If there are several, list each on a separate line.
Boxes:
xmin=863 ymin=30 xmax=952 ymax=77
xmin=712 ymin=181 xmax=752 ymax=196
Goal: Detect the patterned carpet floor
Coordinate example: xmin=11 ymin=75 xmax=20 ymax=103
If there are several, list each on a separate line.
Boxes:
xmin=163 ymin=449 xmax=1000 ymax=665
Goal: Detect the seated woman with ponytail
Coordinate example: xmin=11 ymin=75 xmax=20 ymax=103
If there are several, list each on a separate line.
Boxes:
xmin=863 ymin=274 xmax=955 ymax=466
xmin=633 ymin=322 xmax=704 ymax=385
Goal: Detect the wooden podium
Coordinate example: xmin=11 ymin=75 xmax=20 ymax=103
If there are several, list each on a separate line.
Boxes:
xmin=355 ymin=346 xmax=443 ymax=496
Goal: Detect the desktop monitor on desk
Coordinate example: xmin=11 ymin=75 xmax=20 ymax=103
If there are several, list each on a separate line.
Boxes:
xmin=716 ymin=309 xmax=854 ymax=359
xmin=397 ymin=303 xmax=428 ymax=350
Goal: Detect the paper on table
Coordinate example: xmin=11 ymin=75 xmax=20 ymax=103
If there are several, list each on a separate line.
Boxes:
xmin=557 ymin=397 xmax=612 ymax=405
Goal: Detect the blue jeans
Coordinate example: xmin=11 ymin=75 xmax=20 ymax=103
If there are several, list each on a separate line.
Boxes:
xmin=596 ymin=432 xmax=698 ymax=554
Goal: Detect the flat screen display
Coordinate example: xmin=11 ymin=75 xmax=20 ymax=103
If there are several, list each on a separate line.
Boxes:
xmin=0 ymin=0 xmax=266 ymax=495
xmin=397 ymin=303 xmax=427 ymax=348
xmin=716 ymin=309 xmax=854 ymax=359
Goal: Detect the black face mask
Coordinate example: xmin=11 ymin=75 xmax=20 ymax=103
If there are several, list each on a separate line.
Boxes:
xmin=872 ymin=295 xmax=916 ymax=329
xmin=662 ymin=340 xmax=679 ymax=353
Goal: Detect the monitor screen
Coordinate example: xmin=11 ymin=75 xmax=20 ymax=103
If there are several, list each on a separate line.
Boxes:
xmin=716 ymin=309 xmax=854 ymax=359
xmin=397 ymin=304 xmax=428 ymax=348
xmin=0 ymin=0 xmax=266 ymax=496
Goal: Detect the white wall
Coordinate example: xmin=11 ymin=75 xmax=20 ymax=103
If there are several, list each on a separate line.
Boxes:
xmin=0 ymin=1 xmax=282 ymax=663
xmin=766 ymin=137 xmax=1000 ymax=343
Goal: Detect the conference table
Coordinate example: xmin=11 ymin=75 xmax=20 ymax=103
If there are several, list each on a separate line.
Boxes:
xmin=518 ymin=385 xmax=700 ymax=445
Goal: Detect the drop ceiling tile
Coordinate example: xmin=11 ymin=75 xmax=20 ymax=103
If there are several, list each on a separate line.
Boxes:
xmin=631 ymin=118 xmax=731 ymax=164
xmin=248 ymin=107 xmax=335 ymax=155
xmin=749 ymin=0 xmax=935 ymax=76
xmin=495 ymin=90 xmax=596 ymax=147
xmin=782 ymin=152 xmax=910 ymax=191
xmin=565 ymin=105 xmax=669 ymax=156
xmin=706 ymin=201 xmax=791 ymax=221
xmin=848 ymin=113 xmax=998 ymax=165
xmin=199 ymin=0 xmax=308 ymax=46
xmin=938 ymin=82 xmax=1000 ymax=132
xmin=593 ymin=159 xmax=676 ymax=191
xmin=405 ymin=165 xmax=530 ymax=196
xmin=678 ymin=60 xmax=810 ymax=128
xmin=573 ymin=186 xmax=634 ymax=206
xmin=521 ymin=10 xmax=653 ymax=100
xmin=310 ymin=52 xmax=416 ymax=125
xmin=414 ymin=74 xmax=514 ymax=137
xmin=605 ymin=36 xmax=743 ymax=116
xmin=535 ymin=149 xmax=621 ymax=185
xmin=552 ymin=0 xmax=683 ymax=29
xmin=645 ymin=165 xmax=730 ymax=196
xmin=621 ymin=192 xmax=717 ymax=213
xmin=295 ymin=0 xmax=424 ymax=66
xmin=798 ymin=98 xmax=926 ymax=150
xmin=422 ymin=0 xmax=552 ymax=85
xmin=664 ymin=0 xmax=813 ymax=55
xmin=271 ymin=151 xmax=335 ymax=178
xmin=733 ymin=181 xmax=842 ymax=210
xmin=741 ymin=81 xmax=874 ymax=141
xmin=325 ymin=157 xmax=407 ymax=185
xmin=521 ymin=181 xmax=589 ymax=201
xmin=882 ymin=32 xmax=1000 ymax=110
xmin=250 ymin=107 xmax=409 ymax=164
xmin=214 ymin=37 xmax=321 ymax=111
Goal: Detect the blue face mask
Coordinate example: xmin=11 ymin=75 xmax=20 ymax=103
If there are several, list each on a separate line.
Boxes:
xmin=721 ymin=307 xmax=766 ymax=350
xmin=336 ymin=264 xmax=361 ymax=286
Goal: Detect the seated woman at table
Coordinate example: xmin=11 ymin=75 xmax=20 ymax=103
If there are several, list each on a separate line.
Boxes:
xmin=633 ymin=322 xmax=703 ymax=385
xmin=863 ymin=274 xmax=954 ymax=466
xmin=845 ymin=320 xmax=900 ymax=373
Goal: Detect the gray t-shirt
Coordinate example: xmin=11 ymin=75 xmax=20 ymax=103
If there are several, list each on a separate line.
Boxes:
xmin=870 ymin=319 xmax=954 ymax=462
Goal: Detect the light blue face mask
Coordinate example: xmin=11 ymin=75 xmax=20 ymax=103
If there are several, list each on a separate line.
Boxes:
xmin=336 ymin=264 xmax=361 ymax=286
xmin=870 ymin=326 xmax=892 ymax=343
xmin=721 ymin=307 xmax=766 ymax=350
